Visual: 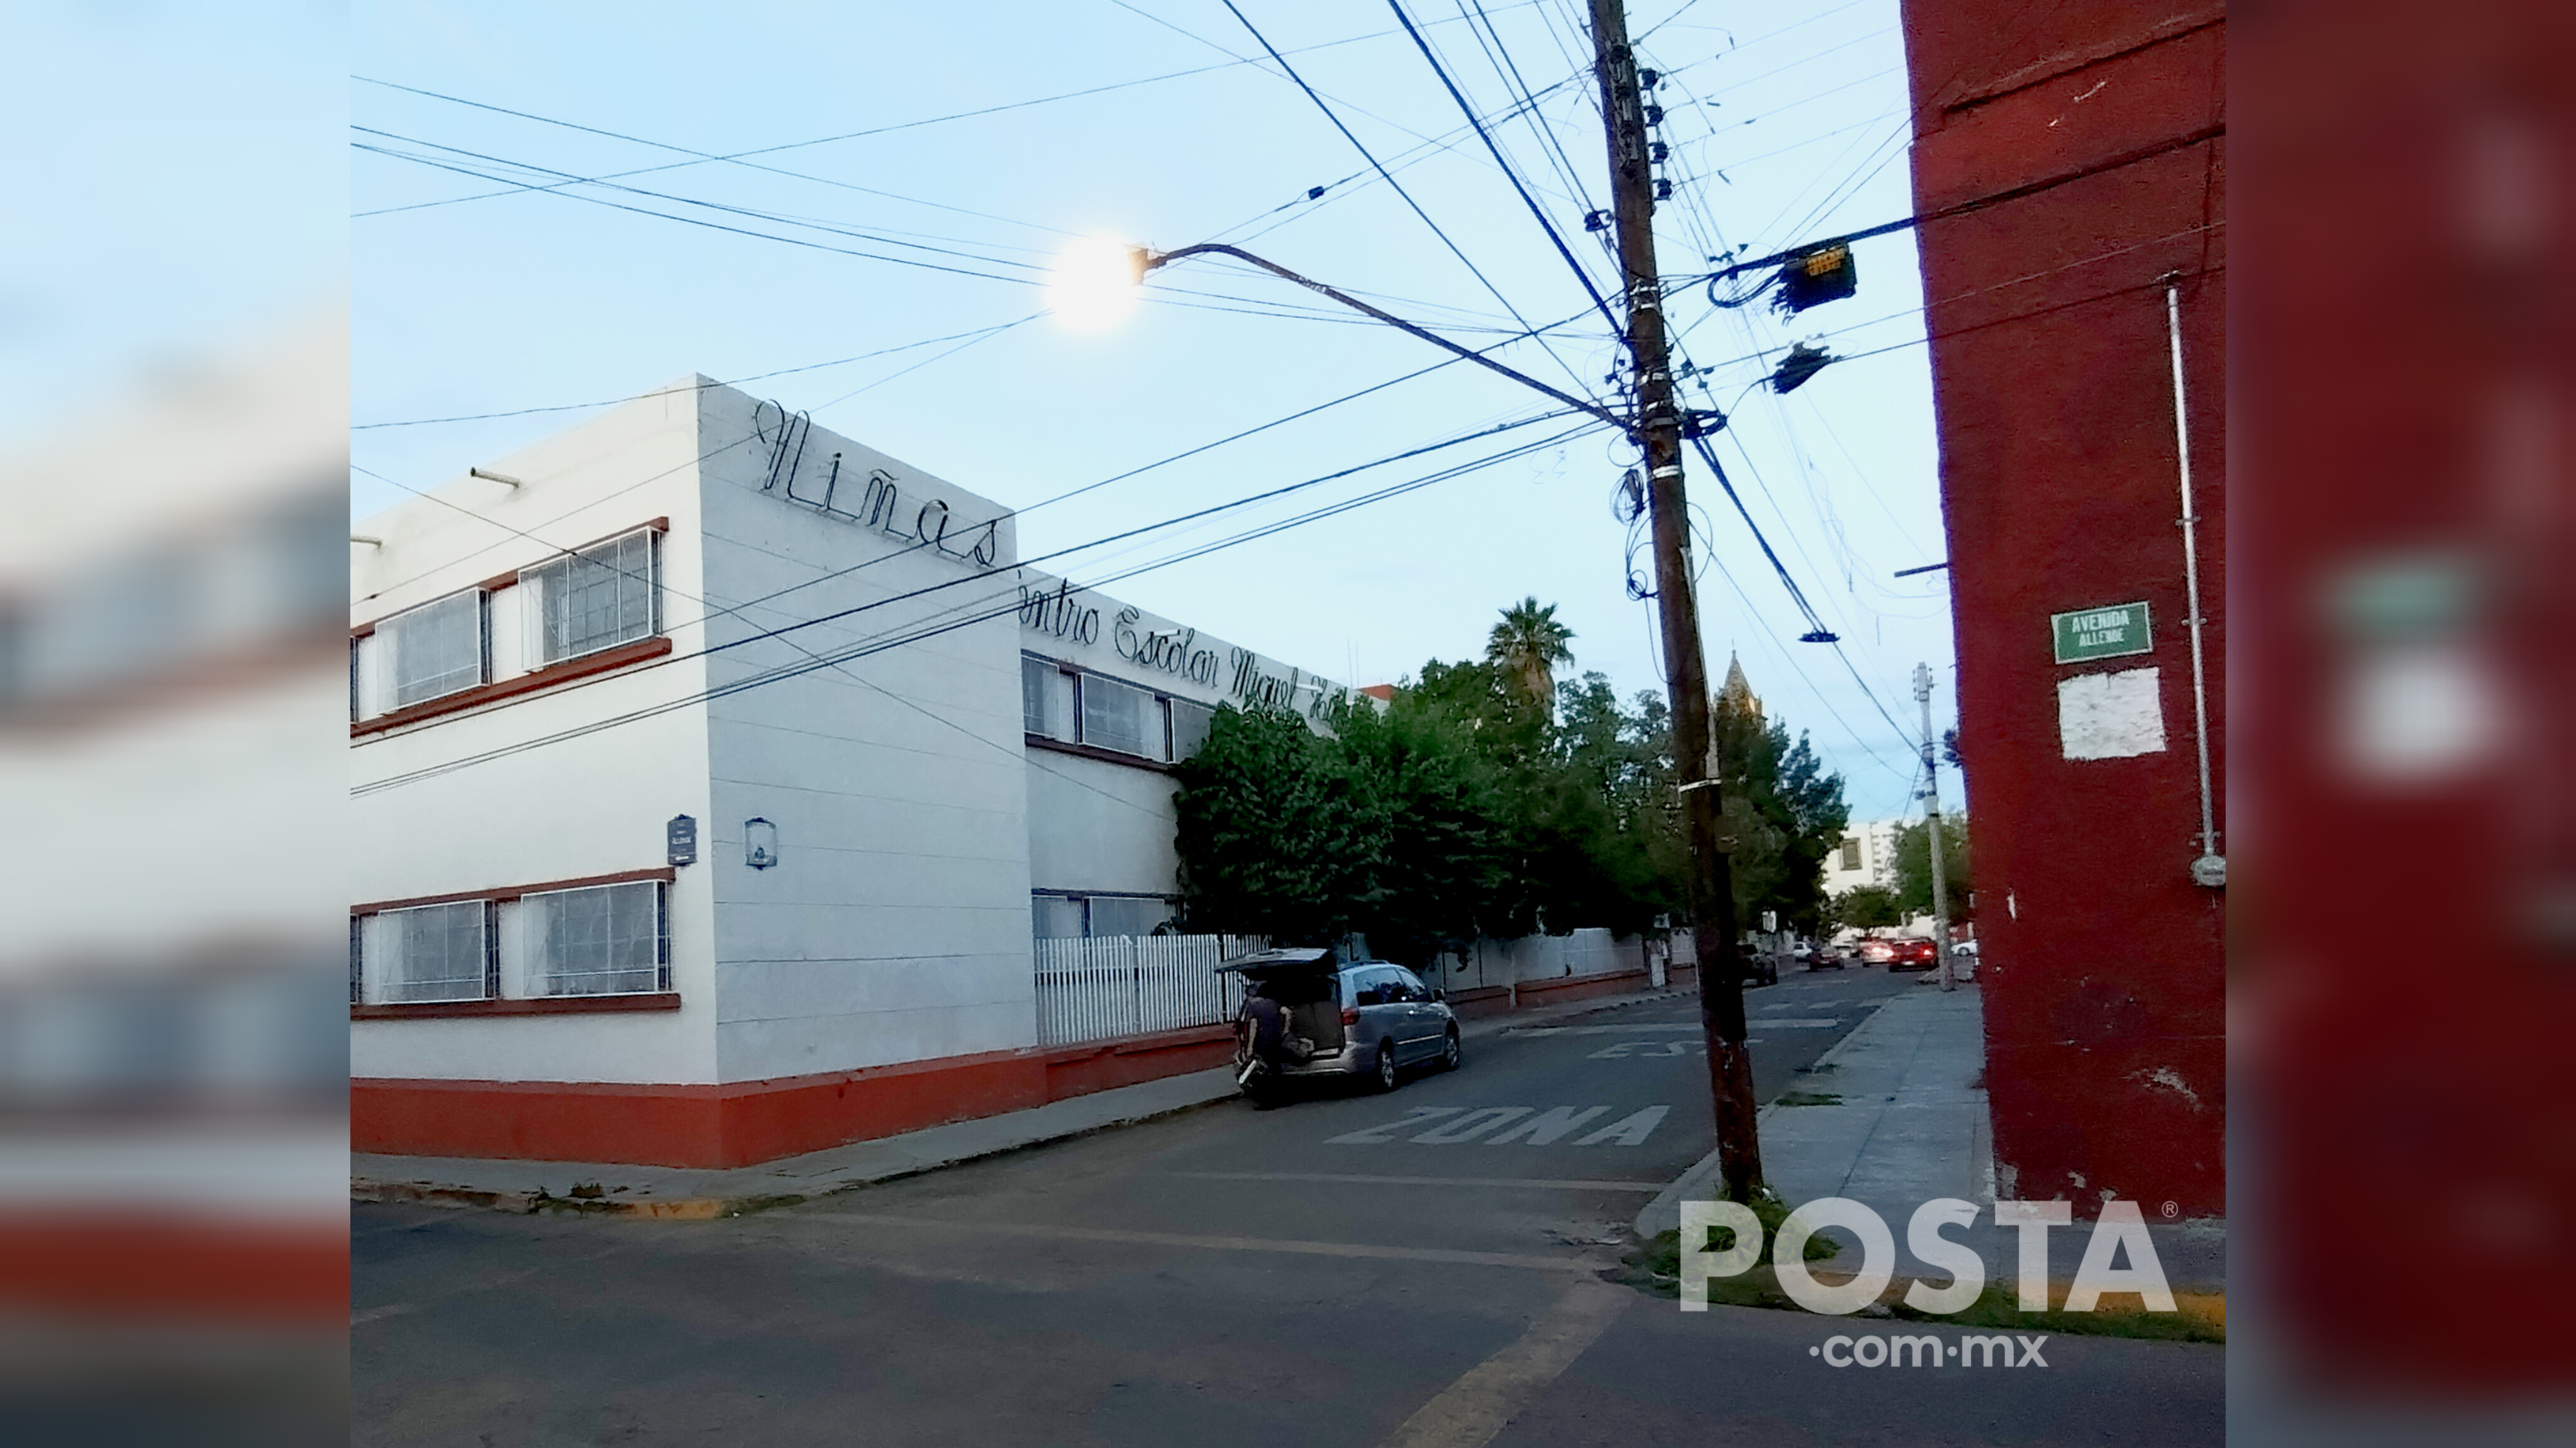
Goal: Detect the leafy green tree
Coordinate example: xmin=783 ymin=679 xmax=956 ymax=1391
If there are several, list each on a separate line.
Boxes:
xmin=1325 ymin=692 xmax=1505 ymax=964
xmin=1169 ymin=599 xmax=1843 ymax=962
xmin=1832 ymin=884 xmax=1904 ymax=931
xmin=1711 ymin=703 xmax=1852 ymax=939
xmin=1486 ymin=596 xmax=1574 ymax=704
xmin=1894 ymin=816 xmax=1973 ymax=925
xmin=1171 ymin=703 xmax=1379 ymax=945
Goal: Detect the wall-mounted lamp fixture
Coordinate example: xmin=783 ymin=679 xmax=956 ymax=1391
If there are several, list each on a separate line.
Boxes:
xmin=469 ymin=467 xmax=523 ymax=488
xmin=350 ymin=534 xmax=382 ymax=548
xmin=745 ymin=818 xmax=779 ymax=870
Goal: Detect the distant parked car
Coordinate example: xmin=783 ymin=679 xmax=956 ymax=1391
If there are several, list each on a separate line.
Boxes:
xmin=1885 ymin=937 xmax=1938 ymax=971
xmin=1223 ymin=949 xmax=1460 ymax=1103
xmin=1858 ymin=937 xmax=1938 ymax=969
xmin=1797 ymin=940 xmax=1845 ymax=970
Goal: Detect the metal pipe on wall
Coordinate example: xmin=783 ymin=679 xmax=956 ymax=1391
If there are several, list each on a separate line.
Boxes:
xmin=2166 ymin=282 xmax=2223 ymax=887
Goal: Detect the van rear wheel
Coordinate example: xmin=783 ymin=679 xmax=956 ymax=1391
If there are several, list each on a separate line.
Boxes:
xmin=1373 ymin=1042 xmax=1398 ymax=1093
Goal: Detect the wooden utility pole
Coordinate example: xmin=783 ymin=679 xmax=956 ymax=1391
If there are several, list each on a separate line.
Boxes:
xmin=1588 ymin=0 xmax=1762 ymax=1202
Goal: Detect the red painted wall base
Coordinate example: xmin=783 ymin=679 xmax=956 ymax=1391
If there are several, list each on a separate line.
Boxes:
xmin=353 ymin=966 xmax=1678 ymax=1169
xmin=352 ymin=1023 xmax=1239 ymax=1169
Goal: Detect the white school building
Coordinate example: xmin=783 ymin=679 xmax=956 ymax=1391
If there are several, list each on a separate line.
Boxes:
xmin=349 ymin=378 xmax=1367 ymax=1167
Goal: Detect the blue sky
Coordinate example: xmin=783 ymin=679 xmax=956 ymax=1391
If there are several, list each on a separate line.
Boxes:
xmin=0 ymin=2 xmax=343 ymax=441
xmin=349 ymin=0 xmax=1955 ymax=819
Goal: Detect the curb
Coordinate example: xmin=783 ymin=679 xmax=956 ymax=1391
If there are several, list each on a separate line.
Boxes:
xmin=352 ymin=984 xmax=1696 ymax=1221
xmin=1635 ymin=984 xmax=1909 ymax=1240
xmin=352 ymin=1081 xmax=1243 ymax=1220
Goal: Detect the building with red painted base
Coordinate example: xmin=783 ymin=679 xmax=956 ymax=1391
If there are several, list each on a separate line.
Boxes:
xmin=348 ymin=380 xmax=1367 ymax=1168
xmin=1898 ymin=2 xmax=2226 ymax=1215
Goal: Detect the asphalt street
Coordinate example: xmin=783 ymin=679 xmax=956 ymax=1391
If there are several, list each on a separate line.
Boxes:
xmin=352 ymin=966 xmax=2223 ymax=1445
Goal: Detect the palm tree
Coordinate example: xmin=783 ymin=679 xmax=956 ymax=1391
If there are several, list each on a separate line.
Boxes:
xmin=1486 ymin=597 xmax=1575 ymax=704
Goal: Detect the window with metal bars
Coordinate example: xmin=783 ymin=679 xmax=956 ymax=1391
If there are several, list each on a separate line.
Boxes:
xmin=519 ymin=881 xmax=669 ymax=997
xmin=356 ymin=899 xmax=498 ymax=1004
xmin=379 ymin=589 xmax=487 ymax=710
xmin=523 ymin=527 xmax=658 ymax=667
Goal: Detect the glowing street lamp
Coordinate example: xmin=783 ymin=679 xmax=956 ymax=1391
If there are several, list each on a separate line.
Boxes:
xmin=1045 ymin=238 xmax=1150 ymax=332
xmin=1047 ymin=238 xmax=1627 ymax=432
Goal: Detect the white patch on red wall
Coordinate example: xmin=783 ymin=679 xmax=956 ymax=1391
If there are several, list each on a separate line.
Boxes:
xmin=2057 ymin=667 xmax=2167 ymax=760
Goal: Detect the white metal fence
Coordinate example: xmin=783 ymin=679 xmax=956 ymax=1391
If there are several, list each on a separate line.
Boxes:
xmin=1034 ymin=935 xmax=1267 ymax=1047
xmin=1430 ymin=928 xmax=1652 ymax=992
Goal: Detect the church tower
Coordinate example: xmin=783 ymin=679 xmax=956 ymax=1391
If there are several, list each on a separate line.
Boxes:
xmin=1713 ymin=652 xmax=1763 ymax=722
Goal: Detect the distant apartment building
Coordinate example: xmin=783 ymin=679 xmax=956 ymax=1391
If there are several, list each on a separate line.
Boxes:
xmin=1821 ymin=818 xmax=1905 ymax=899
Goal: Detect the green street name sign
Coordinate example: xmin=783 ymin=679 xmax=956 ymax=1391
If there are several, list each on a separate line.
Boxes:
xmin=2051 ymin=601 xmax=2153 ymax=664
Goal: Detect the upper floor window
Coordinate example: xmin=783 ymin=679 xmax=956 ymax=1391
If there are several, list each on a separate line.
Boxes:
xmin=1169 ymin=699 xmax=1214 ymax=761
xmin=353 ymin=523 xmax=665 ymax=726
xmin=524 ymin=527 xmax=658 ymax=666
xmin=1023 ymin=652 xmax=1214 ymax=765
xmin=1840 ymin=837 xmax=1862 ymax=872
xmin=1023 ymin=654 xmax=1071 ymax=738
xmin=381 ymin=589 xmax=487 ymax=710
xmin=1079 ymin=672 xmax=1157 ymax=758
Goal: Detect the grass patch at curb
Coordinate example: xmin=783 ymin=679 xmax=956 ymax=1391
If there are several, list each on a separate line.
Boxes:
xmin=1774 ymin=1090 xmax=1844 ymax=1106
xmin=1613 ymin=1230 xmax=2224 ymax=1344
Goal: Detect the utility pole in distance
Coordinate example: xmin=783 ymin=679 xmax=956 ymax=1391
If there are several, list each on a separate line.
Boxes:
xmin=1915 ymin=663 xmax=1955 ymax=991
xmin=1589 ymin=0 xmax=1762 ymax=1202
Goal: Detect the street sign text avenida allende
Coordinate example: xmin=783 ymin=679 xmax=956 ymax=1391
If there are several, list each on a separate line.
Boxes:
xmin=2051 ymin=601 xmax=2153 ymax=664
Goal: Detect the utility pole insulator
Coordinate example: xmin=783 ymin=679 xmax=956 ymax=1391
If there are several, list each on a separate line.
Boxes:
xmin=1590 ymin=0 xmax=1763 ymax=1204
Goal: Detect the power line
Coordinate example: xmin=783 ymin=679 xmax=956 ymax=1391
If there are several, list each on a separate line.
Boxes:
xmin=352 ymin=16 xmax=1520 ymax=218
xmin=1461 ymin=0 xmax=1604 ymax=221
xmin=357 ymin=290 xmax=1603 ymax=608
xmin=1217 ymin=0 xmax=1591 ymax=394
xmin=350 ymin=467 xmax=1184 ymax=827
xmin=361 ymin=402 xmax=1593 ymax=714
xmin=352 ymin=317 xmax=1040 ymax=430
xmin=1387 ymin=0 xmax=1625 ymax=343
xmin=352 ymin=75 xmax=1082 ymax=237
xmin=1684 ymin=431 xmax=1918 ymax=751
xmin=1753 ymin=0 xmax=2082 ymax=252
xmin=355 ymin=135 xmax=1513 ymax=336
xmin=352 ymin=420 xmax=1605 ymax=796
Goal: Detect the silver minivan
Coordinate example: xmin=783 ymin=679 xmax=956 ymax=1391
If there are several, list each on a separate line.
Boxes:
xmin=1223 ymin=949 xmax=1462 ymax=1098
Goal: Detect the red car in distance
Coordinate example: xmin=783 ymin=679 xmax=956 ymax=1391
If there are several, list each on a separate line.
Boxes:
xmin=1857 ymin=937 xmax=1938 ymax=970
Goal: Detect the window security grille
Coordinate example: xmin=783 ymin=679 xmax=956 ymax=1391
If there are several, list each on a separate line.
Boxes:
xmin=523 ymin=881 xmax=668 ymax=996
xmin=1021 ymin=655 xmax=1055 ymax=737
xmin=525 ymin=528 xmax=658 ymax=667
xmin=1169 ymin=699 xmax=1214 ymax=761
xmin=1082 ymin=895 xmax=1174 ymax=937
xmin=384 ymin=590 xmax=486 ymax=708
xmin=1079 ymin=672 xmax=1157 ymax=759
xmin=1030 ymin=892 xmax=1181 ymax=941
xmin=364 ymin=900 xmax=495 ymax=1003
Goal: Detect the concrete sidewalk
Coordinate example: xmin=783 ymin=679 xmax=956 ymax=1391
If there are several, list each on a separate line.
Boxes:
xmin=1637 ymin=979 xmax=2225 ymax=1295
xmin=355 ymin=984 xmax=1700 ymax=1218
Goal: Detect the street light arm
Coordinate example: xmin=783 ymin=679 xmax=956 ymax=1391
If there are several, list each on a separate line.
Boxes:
xmin=1143 ymin=243 xmax=1629 ymax=434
